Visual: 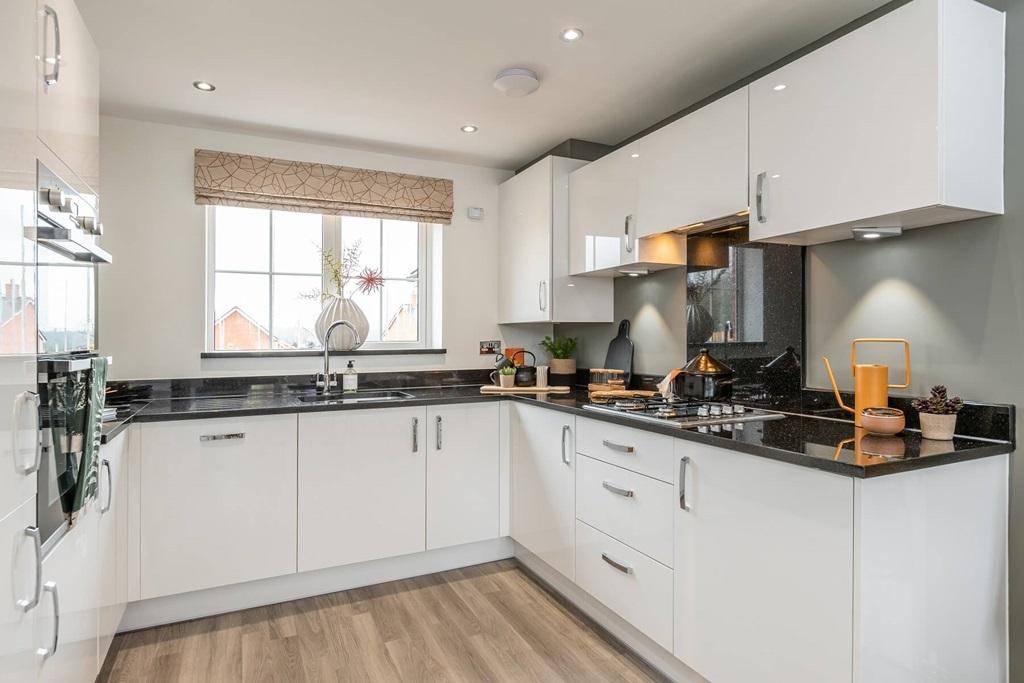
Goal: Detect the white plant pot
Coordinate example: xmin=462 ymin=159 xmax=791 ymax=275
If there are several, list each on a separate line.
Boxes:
xmin=315 ymin=297 xmax=369 ymax=351
xmin=918 ymin=412 xmax=957 ymax=441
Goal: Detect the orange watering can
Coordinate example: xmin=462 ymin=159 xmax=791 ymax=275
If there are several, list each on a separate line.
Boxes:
xmin=822 ymin=338 xmax=910 ymax=427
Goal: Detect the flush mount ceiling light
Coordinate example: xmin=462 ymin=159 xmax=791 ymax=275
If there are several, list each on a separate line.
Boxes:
xmin=192 ymin=80 xmax=216 ymax=92
xmin=494 ymin=68 xmax=540 ymax=97
xmin=460 ymin=124 xmax=478 ymax=133
xmin=853 ymin=226 xmax=903 ymax=241
xmin=560 ymin=27 xmax=584 ymax=42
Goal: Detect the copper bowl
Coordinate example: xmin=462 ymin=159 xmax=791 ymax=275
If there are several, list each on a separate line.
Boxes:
xmin=860 ymin=407 xmax=905 ymax=435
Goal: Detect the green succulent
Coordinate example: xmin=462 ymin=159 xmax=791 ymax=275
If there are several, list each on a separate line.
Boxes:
xmin=498 ymin=365 xmax=517 ymax=376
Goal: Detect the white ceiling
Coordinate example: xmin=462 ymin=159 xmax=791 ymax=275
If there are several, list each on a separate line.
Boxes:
xmin=77 ymin=0 xmax=889 ymax=170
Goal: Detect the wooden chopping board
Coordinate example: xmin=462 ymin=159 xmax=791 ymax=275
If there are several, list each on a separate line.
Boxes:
xmin=480 ymin=385 xmax=573 ymax=395
xmin=588 ymin=389 xmax=658 ymax=400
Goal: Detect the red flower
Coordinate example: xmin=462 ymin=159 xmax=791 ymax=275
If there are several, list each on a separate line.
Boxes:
xmin=355 ymin=267 xmax=385 ymax=294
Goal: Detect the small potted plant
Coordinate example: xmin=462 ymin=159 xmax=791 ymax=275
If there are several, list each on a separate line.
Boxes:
xmin=911 ymin=385 xmax=964 ymax=441
xmin=540 ymin=335 xmax=579 ymax=378
xmin=497 ymin=365 xmax=516 ymax=389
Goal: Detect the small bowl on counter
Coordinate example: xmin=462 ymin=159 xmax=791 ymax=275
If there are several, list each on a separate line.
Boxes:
xmin=860 ymin=406 xmax=906 ymax=436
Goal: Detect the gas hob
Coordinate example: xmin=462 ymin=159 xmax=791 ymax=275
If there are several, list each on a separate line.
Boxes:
xmin=581 ymin=396 xmax=785 ymax=429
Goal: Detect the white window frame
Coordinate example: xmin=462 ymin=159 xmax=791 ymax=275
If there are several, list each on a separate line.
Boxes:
xmin=205 ymin=207 xmax=433 ymax=353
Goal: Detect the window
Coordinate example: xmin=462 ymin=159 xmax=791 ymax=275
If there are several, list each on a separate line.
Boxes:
xmin=207 ymin=206 xmax=430 ymax=352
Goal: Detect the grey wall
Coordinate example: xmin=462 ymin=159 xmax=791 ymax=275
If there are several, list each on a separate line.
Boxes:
xmin=805 ymin=0 xmax=1022 ymax=673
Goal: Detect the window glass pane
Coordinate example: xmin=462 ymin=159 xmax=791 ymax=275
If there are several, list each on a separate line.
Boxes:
xmin=37 ymin=265 xmax=94 ymax=354
xmin=272 ymin=211 xmax=322 ymax=274
xmin=381 ymin=220 xmax=418 ymax=279
xmin=215 ymin=207 xmax=269 ymax=271
xmin=272 ymin=275 xmax=321 ymax=350
xmin=381 ymin=280 xmax=418 ymax=342
xmin=350 ymin=289 xmax=381 ymax=343
xmin=214 ymin=272 xmax=270 ymax=350
xmin=341 ymin=217 xmax=381 ymax=274
xmin=0 ymin=264 xmax=36 ymax=354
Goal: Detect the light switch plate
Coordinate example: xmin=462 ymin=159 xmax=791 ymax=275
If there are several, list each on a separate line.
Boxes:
xmin=467 ymin=206 xmax=485 ymax=220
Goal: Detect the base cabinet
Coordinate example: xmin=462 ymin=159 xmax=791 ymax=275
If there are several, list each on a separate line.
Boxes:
xmin=426 ymin=404 xmax=500 ymax=550
xmin=0 ymin=497 xmax=38 ymax=683
xmin=96 ymin=432 xmax=129 ymax=668
xmin=299 ymin=407 xmax=426 ymax=572
xmin=673 ymin=441 xmax=854 ymax=683
xmin=35 ymin=507 xmax=100 ymax=683
xmin=510 ymin=403 xmax=575 ymax=580
xmin=140 ymin=415 xmax=298 ymax=599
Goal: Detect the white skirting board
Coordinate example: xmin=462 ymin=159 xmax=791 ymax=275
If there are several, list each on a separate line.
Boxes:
xmin=120 ymin=537 xmax=514 ymax=632
xmin=514 ymin=542 xmax=706 ymax=683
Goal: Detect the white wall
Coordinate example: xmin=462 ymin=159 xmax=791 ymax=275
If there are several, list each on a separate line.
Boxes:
xmin=98 ymin=116 xmax=512 ymax=380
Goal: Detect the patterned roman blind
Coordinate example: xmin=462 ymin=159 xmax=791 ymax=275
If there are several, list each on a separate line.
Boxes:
xmin=194 ymin=149 xmax=454 ymax=224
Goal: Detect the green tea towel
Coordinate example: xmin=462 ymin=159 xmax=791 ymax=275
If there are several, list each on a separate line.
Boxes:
xmin=72 ymin=356 xmax=107 ymax=513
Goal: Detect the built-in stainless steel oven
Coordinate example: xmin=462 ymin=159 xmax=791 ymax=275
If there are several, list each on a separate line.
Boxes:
xmin=32 ymin=161 xmax=111 ymax=551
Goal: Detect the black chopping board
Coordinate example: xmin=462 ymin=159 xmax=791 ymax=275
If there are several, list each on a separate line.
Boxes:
xmin=603 ymin=320 xmax=634 ymax=387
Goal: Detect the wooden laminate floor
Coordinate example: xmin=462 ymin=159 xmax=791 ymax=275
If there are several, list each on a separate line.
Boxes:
xmin=97 ymin=559 xmax=667 ymax=683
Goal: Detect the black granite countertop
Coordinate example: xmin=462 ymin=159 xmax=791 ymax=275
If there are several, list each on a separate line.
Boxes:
xmin=108 ymin=382 xmax=1013 ymax=478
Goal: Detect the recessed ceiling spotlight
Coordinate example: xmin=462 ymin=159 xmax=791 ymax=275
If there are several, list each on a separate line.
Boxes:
xmin=631 ymin=153 xmax=640 ymax=158
xmin=852 ymin=226 xmax=903 ymax=241
xmin=460 ymin=124 xmax=479 ymax=133
xmin=193 ymin=80 xmax=216 ymax=92
xmin=773 ymin=84 xmax=787 ymax=91
xmin=494 ymin=68 xmax=540 ymax=97
xmin=560 ymin=27 xmax=584 ymax=42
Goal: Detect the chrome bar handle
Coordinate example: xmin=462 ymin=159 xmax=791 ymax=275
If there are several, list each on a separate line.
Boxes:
xmin=561 ymin=424 xmax=571 ymax=466
xmin=43 ymin=5 xmax=61 ymax=86
xmin=602 ymin=480 xmax=635 ymax=498
xmin=199 ymin=432 xmax=245 ymax=442
xmin=12 ymin=391 xmax=41 ymax=475
xmin=37 ymin=582 xmax=59 ymax=659
xmin=755 ymin=172 xmax=767 ymax=224
xmin=435 ymin=415 xmax=442 ymax=451
xmin=679 ymin=456 xmax=691 ymax=511
xmin=412 ymin=417 xmax=419 ymax=453
xmin=100 ymin=459 xmax=112 ymax=513
xmin=602 ymin=439 xmax=635 ymax=454
xmin=624 ymin=215 xmax=634 ymax=254
xmin=601 ymin=553 xmax=634 ymax=575
xmin=16 ymin=527 xmax=42 ymax=612
xmin=538 ymin=281 xmax=548 ymax=312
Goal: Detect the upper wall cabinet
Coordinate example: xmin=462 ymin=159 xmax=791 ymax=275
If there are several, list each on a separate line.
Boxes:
xmin=36 ymin=0 xmax=100 ymax=193
xmin=569 ymin=142 xmax=686 ymax=278
xmin=637 ymin=88 xmax=749 ymax=237
xmin=748 ymin=0 xmax=1004 ymax=245
xmin=499 ymin=156 xmax=613 ymax=324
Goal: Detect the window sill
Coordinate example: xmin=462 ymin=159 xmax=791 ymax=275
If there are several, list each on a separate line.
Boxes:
xmin=201 ymin=348 xmax=447 ymax=359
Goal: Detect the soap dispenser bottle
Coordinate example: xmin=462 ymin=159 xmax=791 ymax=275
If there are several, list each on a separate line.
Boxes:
xmin=342 ymin=360 xmax=358 ymax=392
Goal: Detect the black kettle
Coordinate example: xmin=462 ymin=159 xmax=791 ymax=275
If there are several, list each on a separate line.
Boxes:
xmin=512 ymin=350 xmax=537 ymax=387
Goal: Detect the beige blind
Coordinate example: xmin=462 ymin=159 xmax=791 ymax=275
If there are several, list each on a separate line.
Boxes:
xmin=194 ymin=149 xmax=454 ymax=224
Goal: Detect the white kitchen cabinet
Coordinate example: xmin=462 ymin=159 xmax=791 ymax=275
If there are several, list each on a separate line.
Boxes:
xmin=0 ymin=497 xmax=39 ymax=683
xmin=673 ymin=440 xmax=854 ymax=683
xmin=35 ymin=0 xmax=100 ymax=192
xmin=0 ymin=0 xmax=40 ymax=525
xmin=637 ymin=87 xmax=749 ymax=237
xmin=748 ymin=0 xmax=1004 ymax=245
xmin=426 ymin=403 xmax=500 ymax=550
xmin=509 ymin=402 xmax=575 ymax=580
xmin=140 ymin=415 xmax=298 ymax=599
xmin=96 ymin=431 xmax=129 ymax=670
xmin=299 ymin=407 xmax=426 ymax=572
xmin=569 ymin=143 xmax=685 ymax=277
xmin=498 ymin=156 xmax=612 ymax=323
xmin=35 ymin=506 xmax=100 ymax=683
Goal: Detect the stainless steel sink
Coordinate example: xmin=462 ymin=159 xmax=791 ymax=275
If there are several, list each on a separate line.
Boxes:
xmin=296 ymin=389 xmax=414 ymax=404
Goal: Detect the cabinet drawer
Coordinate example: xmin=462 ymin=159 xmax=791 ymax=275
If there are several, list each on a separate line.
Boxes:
xmin=576 ymin=455 xmax=674 ymax=566
xmin=575 ymin=417 xmax=674 ymax=483
xmin=575 ymin=520 xmax=673 ymax=650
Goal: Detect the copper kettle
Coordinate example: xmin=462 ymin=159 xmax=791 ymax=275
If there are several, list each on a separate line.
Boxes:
xmin=823 ymin=338 xmax=910 ymax=427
